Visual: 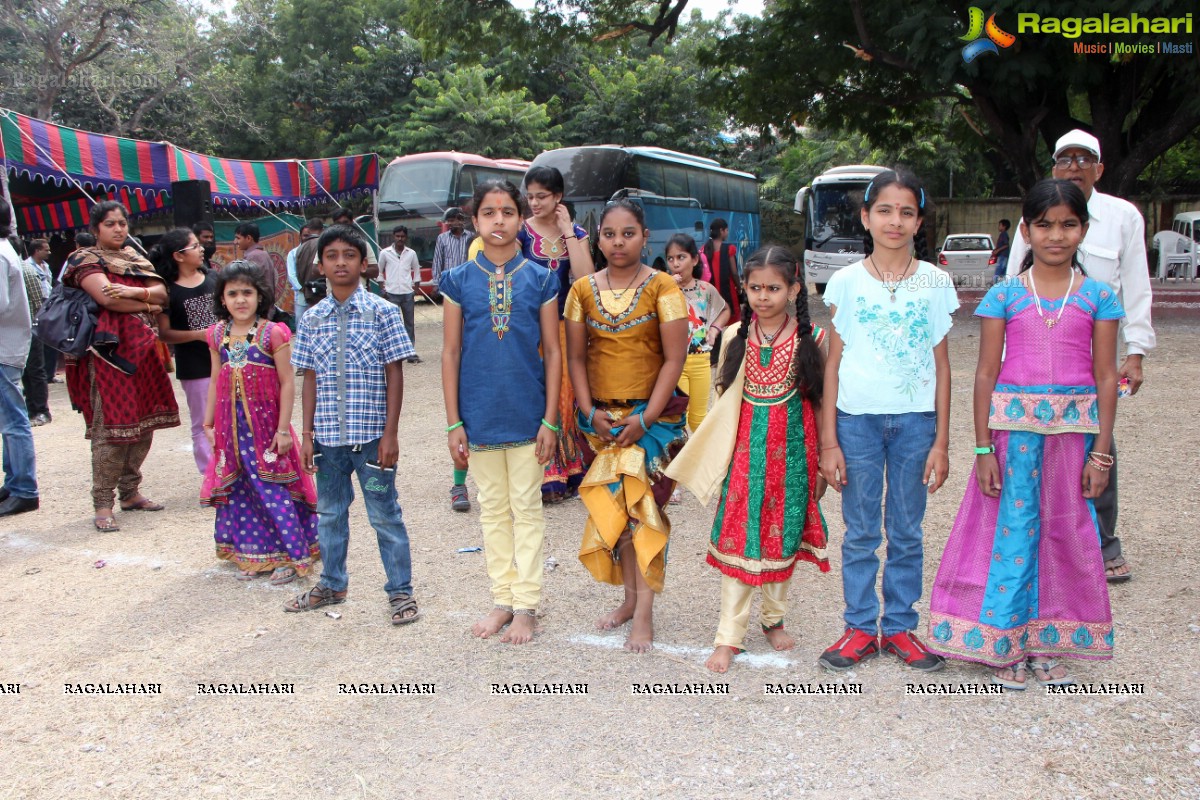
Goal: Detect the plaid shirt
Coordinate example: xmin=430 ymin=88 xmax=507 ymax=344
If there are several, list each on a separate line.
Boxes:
xmin=291 ymin=287 xmax=414 ymax=446
xmin=21 ymin=260 xmax=47 ymax=315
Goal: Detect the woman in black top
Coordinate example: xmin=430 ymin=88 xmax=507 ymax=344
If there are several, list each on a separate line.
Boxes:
xmin=151 ymin=228 xmax=219 ymax=474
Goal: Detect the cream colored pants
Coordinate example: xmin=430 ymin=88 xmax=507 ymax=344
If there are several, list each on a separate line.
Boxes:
xmin=472 ymin=444 xmax=545 ymax=611
xmin=715 ymin=574 xmax=791 ymax=649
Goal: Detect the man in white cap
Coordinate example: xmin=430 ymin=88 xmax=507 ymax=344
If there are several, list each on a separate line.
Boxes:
xmin=1007 ymin=128 xmax=1155 ymax=585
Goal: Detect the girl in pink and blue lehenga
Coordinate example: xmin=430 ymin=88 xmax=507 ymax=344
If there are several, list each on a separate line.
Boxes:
xmin=927 ymin=180 xmax=1122 ymax=688
xmin=201 ymin=261 xmax=318 ymax=585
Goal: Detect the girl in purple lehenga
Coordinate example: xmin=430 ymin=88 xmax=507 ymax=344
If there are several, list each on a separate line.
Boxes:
xmin=201 ymin=261 xmax=318 ymax=585
xmin=927 ymin=180 xmax=1122 ymax=689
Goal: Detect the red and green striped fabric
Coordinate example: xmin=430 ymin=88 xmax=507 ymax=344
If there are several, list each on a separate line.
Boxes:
xmin=1 ymin=109 xmax=171 ymax=195
xmin=301 ymin=155 xmax=379 ymax=202
xmin=170 ymin=146 xmax=303 ymax=207
xmin=16 ymin=187 xmax=170 ymax=234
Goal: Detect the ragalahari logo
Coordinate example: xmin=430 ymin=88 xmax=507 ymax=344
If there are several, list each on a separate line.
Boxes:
xmin=960 ymin=7 xmax=1017 ymax=63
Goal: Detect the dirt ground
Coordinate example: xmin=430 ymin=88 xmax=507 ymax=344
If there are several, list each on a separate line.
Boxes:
xmin=1 ymin=301 xmax=1198 ymax=800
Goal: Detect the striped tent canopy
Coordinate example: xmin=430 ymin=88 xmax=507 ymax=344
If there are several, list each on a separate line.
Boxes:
xmin=171 ymin=147 xmax=304 ymax=207
xmin=2 ymin=109 xmax=379 ymax=232
xmin=300 ymin=155 xmax=379 ymax=203
xmin=17 ymin=188 xmax=170 ymax=234
xmin=0 ymin=109 xmax=171 ymax=198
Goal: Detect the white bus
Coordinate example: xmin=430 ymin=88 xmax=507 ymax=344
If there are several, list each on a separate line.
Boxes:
xmin=795 ymin=165 xmax=886 ymax=292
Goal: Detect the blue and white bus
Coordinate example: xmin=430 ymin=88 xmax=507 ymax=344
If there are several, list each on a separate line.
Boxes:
xmin=527 ymin=146 xmax=759 ymax=270
xmin=795 ymin=165 xmax=886 ymax=293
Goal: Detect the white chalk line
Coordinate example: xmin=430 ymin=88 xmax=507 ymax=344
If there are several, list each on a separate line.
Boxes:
xmin=570 ymin=632 xmax=795 ymax=669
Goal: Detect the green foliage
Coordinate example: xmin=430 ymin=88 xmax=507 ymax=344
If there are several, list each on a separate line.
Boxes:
xmin=361 ymin=65 xmax=561 ymax=160
xmin=709 ymin=0 xmax=1200 ymax=195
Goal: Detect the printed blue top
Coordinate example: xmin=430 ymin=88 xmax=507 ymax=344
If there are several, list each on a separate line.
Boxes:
xmin=439 ymin=253 xmax=559 ymax=448
xmin=291 ymin=287 xmax=414 ymax=446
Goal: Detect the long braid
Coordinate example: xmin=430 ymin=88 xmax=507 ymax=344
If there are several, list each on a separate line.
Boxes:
xmin=793 ymin=279 xmax=824 ymax=405
xmin=715 ymin=300 xmax=753 ymax=395
xmin=913 ymin=227 xmax=930 ymax=263
xmin=863 ymin=229 xmax=874 ymax=257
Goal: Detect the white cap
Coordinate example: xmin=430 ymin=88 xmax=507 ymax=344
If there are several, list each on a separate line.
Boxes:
xmin=1053 ymin=130 xmax=1101 ymax=161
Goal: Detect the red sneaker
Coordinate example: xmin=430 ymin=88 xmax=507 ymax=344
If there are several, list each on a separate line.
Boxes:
xmin=881 ymin=630 xmax=945 ymax=672
xmin=818 ymin=629 xmax=879 ymax=671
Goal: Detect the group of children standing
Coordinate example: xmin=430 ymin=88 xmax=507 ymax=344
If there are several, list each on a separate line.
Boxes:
xmin=150 ymin=164 xmax=1119 ymax=688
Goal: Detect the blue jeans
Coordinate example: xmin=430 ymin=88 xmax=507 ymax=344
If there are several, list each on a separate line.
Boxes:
xmin=836 ymin=411 xmax=936 ymax=636
xmin=313 ymin=438 xmax=413 ymax=596
xmin=0 ymin=364 xmax=38 ymax=499
xmin=293 ymin=290 xmax=308 ymax=321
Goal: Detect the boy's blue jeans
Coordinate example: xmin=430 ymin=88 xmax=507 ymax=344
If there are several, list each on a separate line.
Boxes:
xmin=313 ymin=438 xmax=413 ymax=596
xmin=836 ymin=411 xmax=936 ymax=637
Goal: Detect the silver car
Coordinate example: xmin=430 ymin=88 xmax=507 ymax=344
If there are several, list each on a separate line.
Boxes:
xmin=938 ymin=233 xmax=996 ymax=285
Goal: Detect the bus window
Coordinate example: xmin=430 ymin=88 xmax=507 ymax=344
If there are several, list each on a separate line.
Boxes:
xmin=736 ymin=179 xmax=757 ymax=212
xmin=632 ymin=159 xmax=665 ymax=196
xmin=710 ymin=174 xmax=729 ymax=209
xmin=663 ymin=164 xmax=688 ymax=198
xmin=687 ymin=169 xmax=711 ymax=208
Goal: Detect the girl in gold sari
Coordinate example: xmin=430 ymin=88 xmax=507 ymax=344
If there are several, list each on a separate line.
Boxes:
xmin=564 ymin=200 xmax=689 ymax=653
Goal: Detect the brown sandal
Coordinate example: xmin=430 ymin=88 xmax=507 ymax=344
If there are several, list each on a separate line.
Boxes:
xmin=283 ymin=584 xmax=347 ymax=612
xmin=389 ymin=593 xmax=421 ymax=625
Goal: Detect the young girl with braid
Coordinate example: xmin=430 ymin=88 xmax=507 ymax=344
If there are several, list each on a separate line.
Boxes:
xmin=667 ymin=246 xmax=830 ymax=673
xmin=817 ymin=169 xmax=959 ymax=674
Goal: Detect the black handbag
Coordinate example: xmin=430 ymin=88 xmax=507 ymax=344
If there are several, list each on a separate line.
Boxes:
xmin=33 ymin=284 xmax=99 ymax=357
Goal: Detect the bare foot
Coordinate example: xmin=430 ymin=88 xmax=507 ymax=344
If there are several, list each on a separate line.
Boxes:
xmin=596 ymin=600 xmax=635 ymax=631
xmin=706 ymin=645 xmax=737 ymax=673
xmin=501 ymin=613 xmax=536 ymax=645
xmin=471 ymin=607 xmax=513 ymax=639
xmin=763 ymin=625 xmax=796 ymax=651
xmin=624 ymin=615 xmax=654 ymax=653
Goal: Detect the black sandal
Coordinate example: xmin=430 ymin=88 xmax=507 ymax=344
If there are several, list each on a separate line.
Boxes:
xmin=389 ymin=593 xmax=421 ymax=626
xmin=283 ymin=584 xmax=347 ymax=612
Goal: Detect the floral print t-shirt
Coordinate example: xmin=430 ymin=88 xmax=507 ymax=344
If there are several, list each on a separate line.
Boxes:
xmin=679 ymin=279 xmax=727 ymax=355
xmin=824 ymin=259 xmax=959 ymax=413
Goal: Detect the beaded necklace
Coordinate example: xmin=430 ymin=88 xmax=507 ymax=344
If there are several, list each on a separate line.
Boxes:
xmin=755 ymin=317 xmax=790 ymax=367
xmin=1027 ymin=268 xmax=1076 ymax=330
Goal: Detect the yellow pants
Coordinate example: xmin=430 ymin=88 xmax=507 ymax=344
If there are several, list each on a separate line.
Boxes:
xmin=472 ymin=444 xmax=545 ymax=611
xmin=714 ymin=574 xmax=791 ymax=650
xmin=677 ymin=352 xmax=713 ymax=431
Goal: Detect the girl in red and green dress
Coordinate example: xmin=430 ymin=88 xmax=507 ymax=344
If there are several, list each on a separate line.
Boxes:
xmin=668 ymin=246 xmax=829 ymax=673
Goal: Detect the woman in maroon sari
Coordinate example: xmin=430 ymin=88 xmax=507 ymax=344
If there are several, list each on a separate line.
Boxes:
xmin=62 ymin=201 xmax=180 ymax=531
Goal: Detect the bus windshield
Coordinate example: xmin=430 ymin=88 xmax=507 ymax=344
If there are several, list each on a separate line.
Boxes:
xmin=530 ymin=148 xmax=630 ymax=200
xmin=379 ymin=160 xmax=455 ymax=211
xmin=808 ymin=185 xmax=867 ymax=252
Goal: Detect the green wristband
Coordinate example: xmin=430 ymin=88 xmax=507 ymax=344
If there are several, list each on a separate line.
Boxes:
xmin=446 ymin=421 xmax=464 ymax=433
xmin=974 ymin=444 xmax=995 ymax=455
xmin=541 ymin=418 xmax=561 ymax=433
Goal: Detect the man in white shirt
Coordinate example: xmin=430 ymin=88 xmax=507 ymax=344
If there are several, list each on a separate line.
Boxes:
xmin=378 ymin=225 xmax=422 ymax=364
xmin=1007 ymin=129 xmax=1155 ymax=584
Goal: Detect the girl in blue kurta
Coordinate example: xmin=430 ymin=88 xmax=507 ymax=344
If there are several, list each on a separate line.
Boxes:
xmin=440 ymin=180 xmax=562 ymax=645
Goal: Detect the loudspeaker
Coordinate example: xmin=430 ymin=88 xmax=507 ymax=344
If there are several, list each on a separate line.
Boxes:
xmin=172 ymin=180 xmax=213 ymax=228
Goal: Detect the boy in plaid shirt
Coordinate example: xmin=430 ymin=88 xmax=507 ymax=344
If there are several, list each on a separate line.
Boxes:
xmin=285 ymin=226 xmax=420 ymax=625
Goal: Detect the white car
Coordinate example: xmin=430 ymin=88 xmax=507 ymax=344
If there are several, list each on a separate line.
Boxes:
xmin=938 ymin=233 xmax=996 ymax=285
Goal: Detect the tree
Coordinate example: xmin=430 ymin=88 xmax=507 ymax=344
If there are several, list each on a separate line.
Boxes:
xmin=369 ymin=65 xmax=560 ymax=160
xmin=0 ymin=0 xmax=231 ymax=146
xmin=708 ymin=0 xmax=1200 ymax=195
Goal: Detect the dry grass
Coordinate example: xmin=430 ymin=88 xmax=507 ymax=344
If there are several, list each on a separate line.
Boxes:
xmin=1 ymin=302 xmax=1198 ymax=799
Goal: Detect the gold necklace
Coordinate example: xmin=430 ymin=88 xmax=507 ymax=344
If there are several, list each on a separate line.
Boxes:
xmin=608 ymin=266 xmax=642 ymax=300
xmin=868 ymin=256 xmax=913 ymax=303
